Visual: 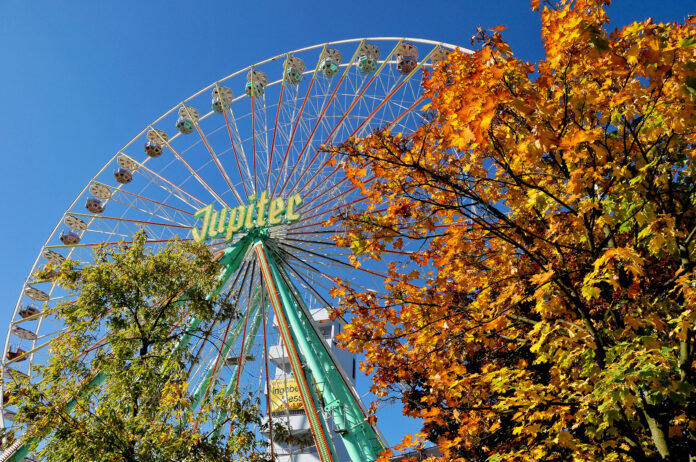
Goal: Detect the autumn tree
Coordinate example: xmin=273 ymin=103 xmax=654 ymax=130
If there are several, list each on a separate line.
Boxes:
xmin=330 ymin=1 xmax=696 ymax=460
xmin=5 ymin=232 xmax=269 ymax=462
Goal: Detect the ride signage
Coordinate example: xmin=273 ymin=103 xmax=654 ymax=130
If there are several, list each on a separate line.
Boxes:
xmin=192 ymin=191 xmax=303 ymax=243
xmin=269 ymin=377 xmax=304 ymax=413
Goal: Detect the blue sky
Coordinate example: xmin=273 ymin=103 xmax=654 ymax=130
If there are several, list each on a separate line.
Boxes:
xmin=0 ymin=0 xmax=692 ymax=449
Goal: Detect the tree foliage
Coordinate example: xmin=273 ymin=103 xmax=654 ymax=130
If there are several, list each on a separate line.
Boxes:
xmin=6 ymin=232 xmax=269 ymax=461
xmin=331 ymin=1 xmax=696 ymax=460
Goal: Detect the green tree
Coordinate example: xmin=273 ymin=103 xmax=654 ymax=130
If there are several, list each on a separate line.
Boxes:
xmin=331 ymin=1 xmax=696 ymax=460
xmin=6 ymin=232 xmax=269 ymax=461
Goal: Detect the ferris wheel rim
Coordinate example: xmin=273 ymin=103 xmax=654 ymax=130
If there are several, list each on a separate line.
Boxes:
xmin=2 ymin=37 xmax=465 ymax=455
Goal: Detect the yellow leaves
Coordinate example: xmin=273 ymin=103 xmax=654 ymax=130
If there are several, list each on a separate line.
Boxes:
xmin=599 ymin=247 xmax=644 ymax=274
xmin=626 ymin=43 xmax=641 ymax=64
xmin=582 ymin=247 xmax=646 ymax=298
xmin=451 ymin=126 xmax=475 ymax=150
xmin=624 ymin=316 xmax=643 ymax=331
xmin=327 ymin=5 xmax=696 ymax=460
xmin=559 ymin=128 xmax=599 ymax=154
xmin=530 ymin=268 xmax=555 ymax=287
xmin=556 ymin=430 xmax=576 ymax=448
xmin=526 ymin=188 xmax=549 ymax=212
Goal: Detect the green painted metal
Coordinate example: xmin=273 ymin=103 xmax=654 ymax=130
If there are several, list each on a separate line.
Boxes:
xmin=263 ymin=244 xmax=384 ymax=462
xmin=7 ymin=238 xmax=253 ymax=462
xmin=176 ymin=235 xmax=252 ymax=351
xmin=254 ymin=240 xmax=338 ymax=462
xmin=281 ymin=269 xmax=387 ymax=450
xmin=8 ymin=231 xmax=383 ymax=461
xmin=188 ymin=299 xmax=259 ymax=411
xmin=210 ymin=307 xmax=262 ymax=439
xmin=7 ymin=372 xmax=107 ymax=462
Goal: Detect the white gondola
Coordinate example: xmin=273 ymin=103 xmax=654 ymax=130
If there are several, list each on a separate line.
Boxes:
xmin=89 ymin=182 xmax=112 ymax=200
xmin=431 ymin=48 xmax=451 ymax=67
xmin=117 ymin=154 xmax=139 ymax=171
xmin=177 ymin=105 xmax=199 ymax=134
xmin=395 ymin=42 xmax=419 ymax=74
xmin=23 ymin=286 xmax=49 ymax=302
xmin=144 ymin=141 xmax=163 ymax=157
xmin=6 ymin=348 xmax=27 ymax=362
xmin=284 ymin=56 xmax=305 ymax=85
xmin=86 ymin=197 xmax=106 ymax=213
xmin=64 ymin=214 xmax=88 ymax=231
xmin=12 ymin=326 xmax=37 ymax=341
xmin=59 ymin=231 xmax=80 ymax=245
xmin=42 ymin=249 xmax=65 ymax=265
xmin=319 ymin=48 xmax=342 ymax=77
xmin=147 ymin=128 xmax=168 ymax=145
xmin=113 ymin=168 xmax=133 ymax=184
xmin=357 ymin=43 xmax=380 ymax=74
xmin=212 ymin=86 xmax=233 ymax=113
xmin=18 ymin=305 xmax=40 ymax=318
xmin=245 ymin=69 xmax=268 ymax=97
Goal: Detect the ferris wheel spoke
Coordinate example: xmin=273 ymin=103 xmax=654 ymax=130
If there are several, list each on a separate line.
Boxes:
xmin=388 ymin=94 xmax=428 ymax=131
xmin=192 ymin=313 xmax=237 ymax=426
xmin=44 ymin=238 xmax=188 ymax=250
xmin=277 ymin=46 xmax=361 ymax=198
xmin=220 ymin=101 xmax=250 ymax=198
xmin=259 ymin=286 xmax=275 ymax=459
xmin=284 ymin=237 xmax=334 ymax=247
xmin=266 ymin=245 xmax=352 ymax=297
xmin=184 ymin=106 xmax=245 ymax=205
xmin=117 ymin=188 xmax=194 ymax=217
xmin=278 ymin=261 xmax=334 ymax=312
xmin=185 ymin=259 xmax=252 ymax=381
xmin=103 ymin=195 xmax=191 ymax=229
xmin=154 ymin=127 xmax=231 ymax=208
xmin=228 ymin=107 xmax=256 ymax=196
xmin=233 ymin=263 xmax=259 ymax=395
xmin=284 ymin=81 xmax=333 ymax=197
xmin=137 ymin=157 xmax=207 ymax=209
xmin=285 ymin=228 xmax=342 ymax=236
xmin=250 ymin=93 xmax=259 ymax=195
xmin=299 ymin=173 xmax=368 ymax=215
xmin=276 ymin=242 xmax=355 ymax=271
xmin=280 ymin=241 xmax=388 ymax=281
xmin=270 ymin=49 xmax=324 ymax=198
xmin=66 ymin=213 xmax=192 ymax=230
xmin=289 ymin=195 xmax=369 ymax=228
xmin=266 ymin=63 xmax=288 ymax=192
xmin=281 ymin=43 xmax=403 ymax=198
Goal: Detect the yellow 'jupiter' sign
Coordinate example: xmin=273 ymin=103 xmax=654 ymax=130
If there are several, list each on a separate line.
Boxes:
xmin=269 ymin=377 xmax=303 ymax=413
xmin=192 ymin=190 xmax=303 ymax=243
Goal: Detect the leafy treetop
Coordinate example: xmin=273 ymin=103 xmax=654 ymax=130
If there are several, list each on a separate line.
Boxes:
xmin=6 ymin=232 xmax=270 ymax=462
xmin=331 ymin=1 xmax=696 ymax=460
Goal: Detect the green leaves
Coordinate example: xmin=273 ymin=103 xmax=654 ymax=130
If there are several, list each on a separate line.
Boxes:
xmin=8 ymin=231 xmax=269 ymax=462
xmin=680 ymin=36 xmax=696 ymax=48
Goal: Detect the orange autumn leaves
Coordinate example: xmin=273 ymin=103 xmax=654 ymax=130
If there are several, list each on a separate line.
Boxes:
xmin=331 ymin=1 xmax=696 ymax=460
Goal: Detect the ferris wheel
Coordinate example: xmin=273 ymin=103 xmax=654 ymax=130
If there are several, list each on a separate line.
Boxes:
xmin=1 ymin=38 xmax=466 ymax=461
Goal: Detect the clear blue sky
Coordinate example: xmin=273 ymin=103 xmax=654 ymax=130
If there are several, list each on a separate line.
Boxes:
xmin=0 ymin=0 xmax=691 ymax=449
